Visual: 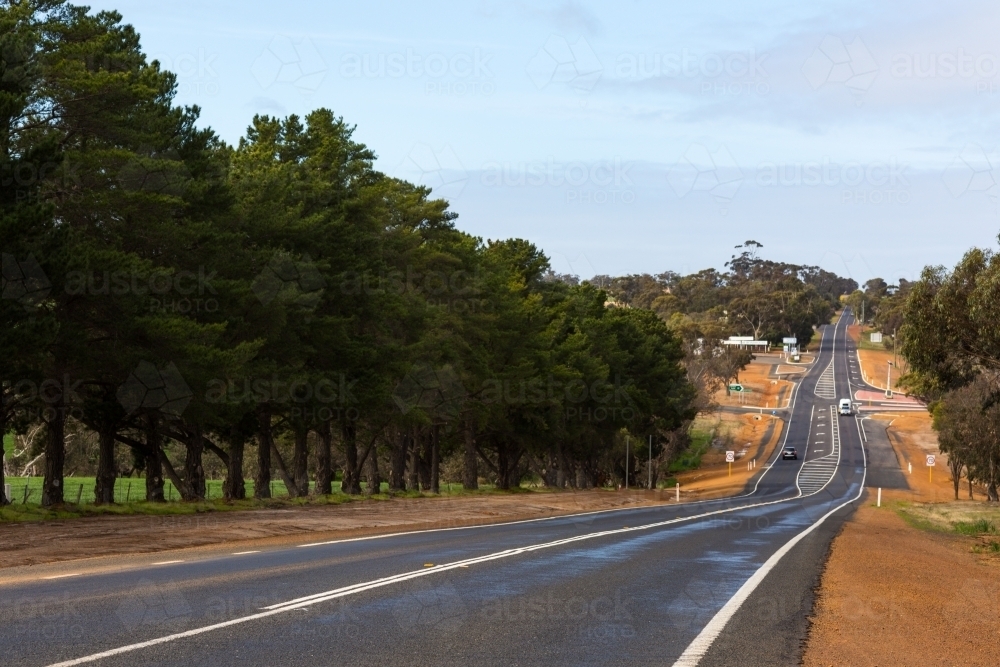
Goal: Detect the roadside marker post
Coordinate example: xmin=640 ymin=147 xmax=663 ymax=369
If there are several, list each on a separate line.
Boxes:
xmin=908 ymin=462 xmax=912 ymax=474
xmin=877 ymin=487 xmax=881 ymax=507
xmin=675 ymin=484 xmax=680 ymax=502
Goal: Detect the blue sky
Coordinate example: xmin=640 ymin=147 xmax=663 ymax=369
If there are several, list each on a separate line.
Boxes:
xmin=91 ymin=0 xmax=1000 ymax=284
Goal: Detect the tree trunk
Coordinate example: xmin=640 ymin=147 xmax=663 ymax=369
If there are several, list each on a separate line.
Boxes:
xmin=430 ymin=424 xmax=440 ymax=494
xmin=223 ymin=432 xmax=246 ymax=500
xmin=589 ymin=460 xmax=601 ymax=488
xmin=184 ymin=426 xmax=206 ymax=500
xmin=159 ymin=447 xmax=192 ymax=501
xmin=42 ymin=406 xmax=66 ymax=506
xmin=341 ymin=421 xmax=361 ymax=495
xmin=949 ymin=457 xmax=962 ymax=501
xmin=292 ymin=427 xmax=310 ymax=496
xmin=496 ymin=439 xmax=510 ymax=490
xmin=254 ymin=407 xmax=272 ymax=499
xmin=463 ymin=417 xmax=478 ymax=490
xmin=365 ymin=443 xmax=381 ymax=495
xmin=316 ymin=420 xmax=333 ymax=495
xmin=145 ymin=415 xmax=165 ymax=502
xmin=408 ymin=427 xmax=420 ymax=491
xmin=968 ymin=475 xmax=974 ymax=500
xmin=555 ymin=441 xmax=566 ymax=489
xmin=419 ymin=431 xmax=432 ymax=491
xmin=390 ymin=427 xmax=408 ymax=492
xmin=0 ymin=408 xmax=8 ymax=506
xmin=95 ymin=427 xmax=117 ymax=504
xmin=990 ymin=455 xmax=999 ymax=502
xmin=270 ymin=441 xmax=298 ymax=498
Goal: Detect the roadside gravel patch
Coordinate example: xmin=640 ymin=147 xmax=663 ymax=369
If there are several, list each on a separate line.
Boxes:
xmin=804 ymin=493 xmax=1000 ymax=667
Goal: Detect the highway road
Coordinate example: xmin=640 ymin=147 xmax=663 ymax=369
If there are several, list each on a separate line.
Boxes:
xmin=1 ymin=309 xmax=886 ymax=667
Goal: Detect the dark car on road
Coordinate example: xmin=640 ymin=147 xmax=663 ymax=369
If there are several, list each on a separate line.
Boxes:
xmin=782 ymin=447 xmax=798 ymax=460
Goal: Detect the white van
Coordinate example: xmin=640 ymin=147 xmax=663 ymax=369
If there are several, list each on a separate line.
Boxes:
xmin=838 ymin=398 xmax=852 ymax=415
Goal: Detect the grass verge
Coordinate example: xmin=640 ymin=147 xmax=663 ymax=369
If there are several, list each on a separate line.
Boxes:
xmin=670 ymin=427 xmax=712 ymax=474
xmin=0 ymin=478 xmax=526 ymax=522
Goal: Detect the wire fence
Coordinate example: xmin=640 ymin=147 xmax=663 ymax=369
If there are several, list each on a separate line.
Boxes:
xmin=2 ymin=478 xmax=466 ymax=505
xmin=4 ymin=478 xmax=309 ymax=505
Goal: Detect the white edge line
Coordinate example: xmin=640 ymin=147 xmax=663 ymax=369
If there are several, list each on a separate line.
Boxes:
xmin=232 ymin=551 xmax=260 ymax=555
xmin=672 ymin=404 xmax=868 ymax=667
xmin=151 ymin=561 xmax=183 ymax=565
xmin=42 ymin=573 xmax=82 ymax=580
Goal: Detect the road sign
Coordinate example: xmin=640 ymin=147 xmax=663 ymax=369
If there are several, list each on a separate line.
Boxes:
xmin=782 ymin=337 xmax=797 ymax=345
xmin=729 ymin=384 xmax=743 ymax=392
xmin=725 ymin=451 xmax=735 ymax=463
xmin=926 ymin=455 xmax=935 ymax=466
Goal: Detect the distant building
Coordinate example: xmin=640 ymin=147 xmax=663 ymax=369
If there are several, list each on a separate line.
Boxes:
xmin=722 ymin=336 xmax=769 ymax=351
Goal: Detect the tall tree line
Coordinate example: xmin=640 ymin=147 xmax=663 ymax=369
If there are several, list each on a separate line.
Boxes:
xmin=1 ymin=2 xmax=696 ymax=505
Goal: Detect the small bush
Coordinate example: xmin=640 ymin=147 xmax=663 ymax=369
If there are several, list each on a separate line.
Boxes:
xmin=954 ymin=519 xmax=997 ymax=535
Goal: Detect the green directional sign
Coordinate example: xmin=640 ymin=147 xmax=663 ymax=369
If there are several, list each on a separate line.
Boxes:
xmin=729 ymin=384 xmax=751 ymax=393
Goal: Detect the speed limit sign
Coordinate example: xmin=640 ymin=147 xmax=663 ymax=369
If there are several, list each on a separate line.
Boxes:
xmin=725 ymin=451 xmax=735 ymax=463
xmin=926 ymin=455 xmax=936 ymax=466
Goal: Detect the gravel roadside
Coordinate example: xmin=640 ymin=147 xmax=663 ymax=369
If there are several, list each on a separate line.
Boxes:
xmin=0 ymin=490 xmax=667 ymax=570
xmin=804 ymin=412 xmax=1000 ymax=666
